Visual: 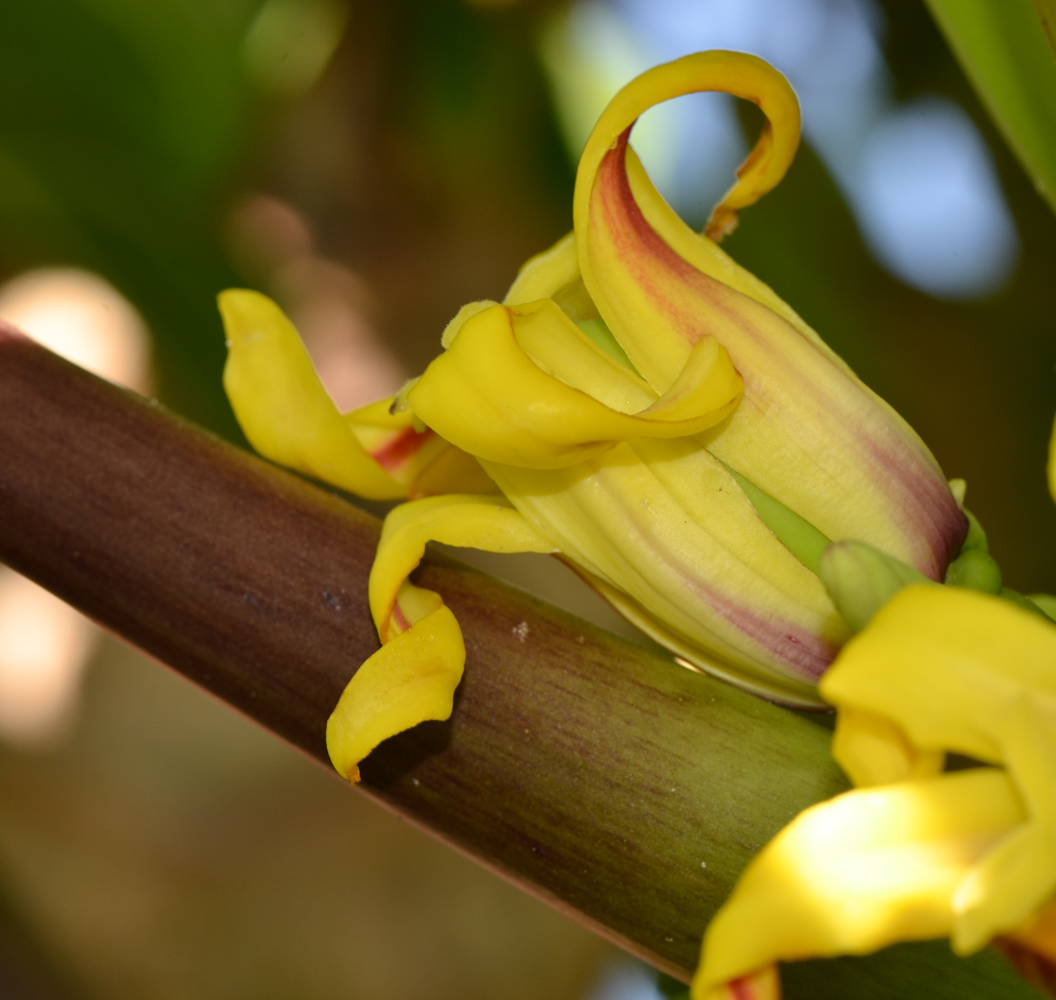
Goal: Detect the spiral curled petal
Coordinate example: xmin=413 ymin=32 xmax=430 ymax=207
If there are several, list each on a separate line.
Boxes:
xmin=570 ymin=53 xmax=965 ymax=578
xmin=326 ymin=494 xmax=556 ymax=783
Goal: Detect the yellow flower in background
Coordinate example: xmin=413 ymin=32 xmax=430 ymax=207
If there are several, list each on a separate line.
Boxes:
xmin=693 ymin=584 xmax=1056 ymax=1000
xmin=220 ymin=51 xmax=967 ymax=785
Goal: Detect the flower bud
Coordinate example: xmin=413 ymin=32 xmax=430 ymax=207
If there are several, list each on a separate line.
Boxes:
xmin=220 ymin=51 xmax=968 ymax=781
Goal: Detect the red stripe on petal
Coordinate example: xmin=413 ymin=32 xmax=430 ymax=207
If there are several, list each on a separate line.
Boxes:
xmin=593 ymin=132 xmax=967 ymax=580
xmin=391 ymin=602 xmax=411 ymax=636
xmin=370 ymin=427 xmax=435 ymax=473
xmin=729 ymin=976 xmax=756 ymax=1000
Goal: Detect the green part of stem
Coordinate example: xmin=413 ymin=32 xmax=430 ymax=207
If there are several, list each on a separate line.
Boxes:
xmin=723 ymin=465 xmax=831 ymax=573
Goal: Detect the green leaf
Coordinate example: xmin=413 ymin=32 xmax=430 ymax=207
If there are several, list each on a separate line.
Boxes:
xmin=924 ymin=0 xmax=1056 ymax=214
xmin=1033 ymin=0 xmax=1056 ymax=57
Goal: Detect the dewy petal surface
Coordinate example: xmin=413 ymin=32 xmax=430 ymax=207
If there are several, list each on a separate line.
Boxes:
xmin=572 ymin=54 xmax=966 ymax=579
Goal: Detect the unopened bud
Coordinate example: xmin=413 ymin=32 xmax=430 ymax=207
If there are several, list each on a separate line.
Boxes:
xmin=817 ymin=541 xmax=928 ymax=633
xmin=945 ymin=547 xmax=1002 ymax=593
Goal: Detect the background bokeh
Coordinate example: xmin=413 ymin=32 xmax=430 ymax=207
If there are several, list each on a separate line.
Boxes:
xmin=0 ymin=1 xmax=1054 ymax=998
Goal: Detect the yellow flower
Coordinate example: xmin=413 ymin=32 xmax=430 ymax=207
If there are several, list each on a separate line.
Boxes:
xmin=693 ymin=584 xmax=1056 ymax=1000
xmin=219 ymin=51 xmax=966 ymax=785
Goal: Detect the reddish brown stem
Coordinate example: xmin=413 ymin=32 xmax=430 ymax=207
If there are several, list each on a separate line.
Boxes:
xmin=0 ymin=327 xmax=1035 ymax=998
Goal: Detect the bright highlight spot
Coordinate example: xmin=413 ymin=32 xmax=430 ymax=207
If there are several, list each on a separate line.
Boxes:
xmin=0 ymin=267 xmax=152 ymax=747
xmin=856 ymin=98 xmax=1019 ymax=298
xmin=0 ymin=569 xmax=94 ymax=747
xmin=0 ymin=267 xmax=151 ymax=391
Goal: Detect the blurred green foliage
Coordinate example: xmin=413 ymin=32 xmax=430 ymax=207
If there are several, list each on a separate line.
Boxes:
xmin=0 ymin=0 xmax=258 ymax=432
xmin=924 ymin=0 xmax=1056 ymax=213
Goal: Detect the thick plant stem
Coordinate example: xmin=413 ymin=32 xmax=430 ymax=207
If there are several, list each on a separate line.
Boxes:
xmin=0 ymin=327 xmax=1036 ymax=998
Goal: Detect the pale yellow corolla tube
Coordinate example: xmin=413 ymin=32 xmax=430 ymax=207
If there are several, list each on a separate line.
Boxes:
xmin=222 ymin=51 xmax=967 ymax=785
xmin=693 ymin=585 xmax=1056 ymax=999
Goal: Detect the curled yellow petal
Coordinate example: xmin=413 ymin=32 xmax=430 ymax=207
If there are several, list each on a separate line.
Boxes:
xmin=574 ymin=51 xmax=800 ymax=249
xmin=368 ymin=493 xmax=556 ymax=640
xmin=326 ymin=494 xmax=556 ymax=784
xmin=326 ymin=594 xmax=463 ymax=784
xmin=692 ymin=769 xmax=1026 ymax=998
xmin=407 ymin=299 xmax=742 ymax=469
xmin=564 ymin=56 xmax=966 ymax=581
xmin=820 ymin=585 xmax=1056 ymax=768
xmin=220 ymin=289 xmax=492 ymax=499
xmin=575 ymin=55 xmax=799 ymax=395
xmin=823 ymin=586 xmax=1056 ymax=951
xmin=221 ymin=289 xmax=408 ymax=498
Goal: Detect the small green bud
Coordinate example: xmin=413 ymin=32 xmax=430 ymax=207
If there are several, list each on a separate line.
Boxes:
xmin=944 ymin=547 xmax=1002 ymax=593
xmin=817 ymin=541 xmax=929 ymax=633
